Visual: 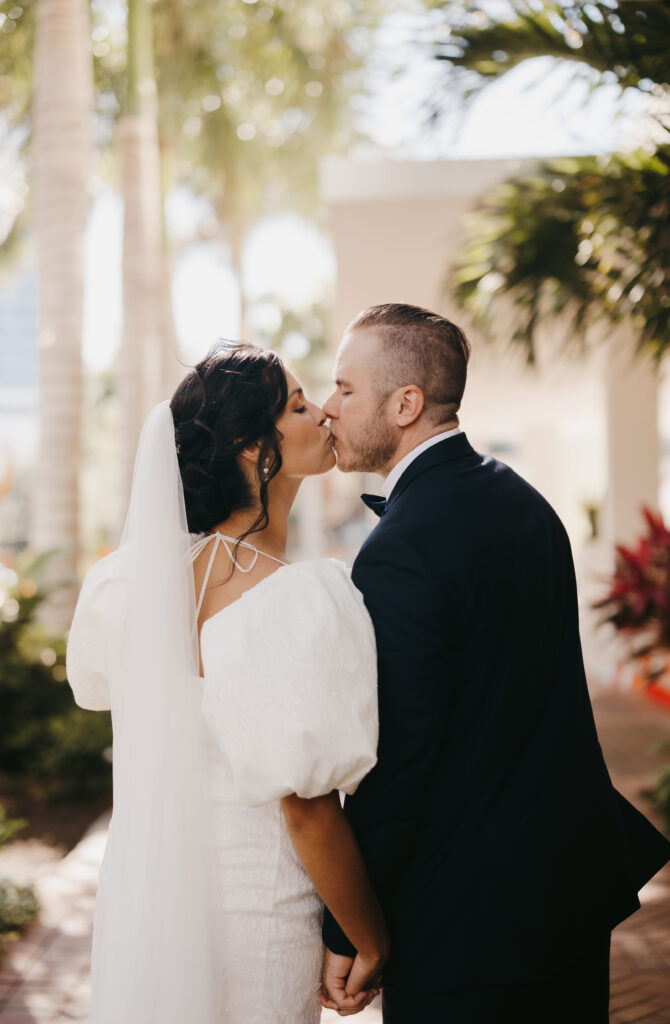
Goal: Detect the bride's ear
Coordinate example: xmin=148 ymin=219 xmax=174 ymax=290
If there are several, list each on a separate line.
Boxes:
xmin=239 ymin=441 xmax=262 ymax=469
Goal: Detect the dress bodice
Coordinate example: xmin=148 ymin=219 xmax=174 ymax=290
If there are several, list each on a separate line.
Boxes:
xmin=198 ymin=557 xmax=379 ymax=805
xmin=66 ymin=548 xmax=379 ymax=805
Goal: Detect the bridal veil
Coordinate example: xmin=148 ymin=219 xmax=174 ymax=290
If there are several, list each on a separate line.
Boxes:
xmin=86 ymin=400 xmax=221 ymax=1023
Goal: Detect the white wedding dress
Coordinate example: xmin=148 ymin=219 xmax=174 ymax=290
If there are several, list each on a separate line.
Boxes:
xmin=67 ymin=538 xmax=378 ymax=1024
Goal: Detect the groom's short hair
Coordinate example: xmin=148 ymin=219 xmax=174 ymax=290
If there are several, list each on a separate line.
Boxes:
xmin=349 ymin=303 xmax=471 ymax=425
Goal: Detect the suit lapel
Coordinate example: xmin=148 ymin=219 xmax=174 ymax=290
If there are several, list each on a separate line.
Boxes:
xmin=385 ymin=432 xmax=477 ymax=513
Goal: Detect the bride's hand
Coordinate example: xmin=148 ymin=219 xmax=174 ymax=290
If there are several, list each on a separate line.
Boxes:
xmin=344 ymin=948 xmax=385 ymax=1000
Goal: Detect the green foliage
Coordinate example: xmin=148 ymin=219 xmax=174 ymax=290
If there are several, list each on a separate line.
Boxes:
xmin=0 ymin=804 xmax=39 ymax=950
xmin=453 ymin=146 xmax=670 ymax=363
xmin=0 ymin=0 xmax=34 ymax=264
xmin=0 ymin=803 xmax=27 ymax=848
xmin=4 ymin=0 xmax=386 ymax=272
xmin=150 ymin=0 xmax=382 ymax=233
xmin=0 ymin=553 xmax=112 ymax=800
xmin=431 ymin=1 xmax=670 ymax=361
xmin=0 ymin=0 xmax=36 ymax=129
xmin=91 ymin=0 xmax=383 ymax=219
xmin=0 ymin=878 xmax=39 ymax=938
xmin=433 ymin=1 xmax=670 ymax=96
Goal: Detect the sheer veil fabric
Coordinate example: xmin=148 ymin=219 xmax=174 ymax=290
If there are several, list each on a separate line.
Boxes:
xmin=88 ymin=401 xmax=222 ymax=1023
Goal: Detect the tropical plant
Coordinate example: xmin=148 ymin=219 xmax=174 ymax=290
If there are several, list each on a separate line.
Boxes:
xmin=0 ymin=0 xmax=35 ymax=268
xmin=106 ymin=0 xmax=381 ymax=498
xmin=2 ymin=0 xmax=387 ymax=538
xmin=151 ymin=0 xmax=382 ymax=331
xmin=433 ymin=1 xmax=670 ymax=96
xmin=28 ymin=0 xmax=95 ymax=628
xmin=116 ymin=0 xmax=166 ymax=511
xmin=453 ymin=147 xmax=670 ymax=363
xmin=430 ymin=1 xmax=670 ymax=362
xmin=593 ymin=507 xmax=670 ymax=655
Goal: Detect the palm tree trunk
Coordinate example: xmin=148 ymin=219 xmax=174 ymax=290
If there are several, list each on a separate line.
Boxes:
xmin=31 ymin=0 xmax=93 ymax=629
xmin=159 ymin=137 xmax=184 ymax=396
xmin=160 ymin=242 xmax=183 ymax=394
xmin=117 ymin=0 xmax=164 ymax=525
xmin=230 ymin=224 xmax=250 ymax=342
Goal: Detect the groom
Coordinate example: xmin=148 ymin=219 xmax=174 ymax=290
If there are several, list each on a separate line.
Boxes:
xmin=320 ymin=303 xmax=670 ymax=1022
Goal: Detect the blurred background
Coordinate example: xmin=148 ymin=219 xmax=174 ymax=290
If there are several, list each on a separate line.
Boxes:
xmin=1 ymin=2 xmax=670 ymax=1015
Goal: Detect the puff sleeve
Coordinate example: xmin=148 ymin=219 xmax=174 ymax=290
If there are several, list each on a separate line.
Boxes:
xmin=66 ymin=551 xmax=125 ymax=711
xmin=200 ymin=559 xmax=378 ymax=806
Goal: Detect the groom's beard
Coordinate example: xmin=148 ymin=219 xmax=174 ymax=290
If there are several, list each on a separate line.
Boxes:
xmin=335 ymin=406 xmax=398 ymax=475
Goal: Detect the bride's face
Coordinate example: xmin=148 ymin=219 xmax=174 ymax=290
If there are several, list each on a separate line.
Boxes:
xmin=273 ymin=370 xmax=336 ymax=479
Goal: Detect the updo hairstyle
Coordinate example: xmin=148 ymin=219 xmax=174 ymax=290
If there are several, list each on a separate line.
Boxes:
xmin=170 ymin=342 xmax=288 ymax=554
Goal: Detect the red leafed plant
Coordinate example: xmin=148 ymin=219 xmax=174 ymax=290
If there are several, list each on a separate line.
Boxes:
xmin=594 ymin=508 xmax=670 ymax=655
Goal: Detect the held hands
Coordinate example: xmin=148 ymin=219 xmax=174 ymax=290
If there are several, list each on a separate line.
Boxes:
xmin=318 ymin=949 xmax=384 ymax=1016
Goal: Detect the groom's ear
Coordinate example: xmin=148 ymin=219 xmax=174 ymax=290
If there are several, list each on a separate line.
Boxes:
xmin=394 ymin=385 xmax=425 ymax=427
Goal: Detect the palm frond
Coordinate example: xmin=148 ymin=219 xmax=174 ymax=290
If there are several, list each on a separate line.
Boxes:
xmin=450 ymin=145 xmax=670 ymax=363
xmin=434 ymin=2 xmax=670 ymax=95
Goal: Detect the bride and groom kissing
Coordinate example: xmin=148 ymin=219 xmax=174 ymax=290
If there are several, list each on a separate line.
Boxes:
xmin=67 ymin=302 xmax=669 ymax=1024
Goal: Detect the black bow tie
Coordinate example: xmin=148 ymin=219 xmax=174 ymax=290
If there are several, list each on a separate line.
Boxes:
xmin=361 ymin=493 xmax=387 ymax=517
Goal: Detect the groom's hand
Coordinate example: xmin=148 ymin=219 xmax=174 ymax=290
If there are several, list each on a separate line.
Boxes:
xmin=319 ymin=950 xmax=379 ymax=1016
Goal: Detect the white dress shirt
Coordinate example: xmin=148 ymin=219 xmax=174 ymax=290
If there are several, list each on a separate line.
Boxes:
xmin=382 ymin=426 xmax=462 ymax=499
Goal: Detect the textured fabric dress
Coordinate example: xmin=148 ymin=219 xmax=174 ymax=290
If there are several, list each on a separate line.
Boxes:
xmin=67 ymin=550 xmax=379 ymax=1024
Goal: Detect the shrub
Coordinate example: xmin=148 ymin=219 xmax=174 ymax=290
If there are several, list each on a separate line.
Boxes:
xmin=593 ymin=507 xmax=670 ymax=657
xmin=594 ymin=510 xmax=670 ymax=832
xmin=0 ymin=879 xmax=39 ymax=937
xmin=0 ymin=803 xmax=27 ymax=846
xmin=0 ymin=804 xmax=39 ymax=952
xmin=0 ymin=552 xmax=112 ymax=800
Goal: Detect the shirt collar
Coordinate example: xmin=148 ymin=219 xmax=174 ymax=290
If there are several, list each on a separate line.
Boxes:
xmin=382 ymin=426 xmax=462 ymax=499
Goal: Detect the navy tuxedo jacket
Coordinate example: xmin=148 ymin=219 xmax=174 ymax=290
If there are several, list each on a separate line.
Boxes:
xmin=322 ymin=432 xmax=670 ymax=991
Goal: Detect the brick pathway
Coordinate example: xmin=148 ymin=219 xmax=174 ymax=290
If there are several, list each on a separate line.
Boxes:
xmin=596 ymin=692 xmax=670 ymax=1024
xmin=1 ymin=689 xmax=668 ymax=1024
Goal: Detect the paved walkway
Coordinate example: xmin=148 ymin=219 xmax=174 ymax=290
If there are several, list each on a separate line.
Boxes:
xmin=1 ymin=688 xmax=668 ymax=1023
xmin=595 ymin=693 xmax=670 ymax=1024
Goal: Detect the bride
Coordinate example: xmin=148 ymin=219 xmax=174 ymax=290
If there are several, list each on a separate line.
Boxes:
xmin=66 ymin=341 xmax=389 ymax=1023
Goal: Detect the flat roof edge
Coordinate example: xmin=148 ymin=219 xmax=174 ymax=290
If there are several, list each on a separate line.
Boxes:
xmin=319 ymin=155 xmax=547 ymax=203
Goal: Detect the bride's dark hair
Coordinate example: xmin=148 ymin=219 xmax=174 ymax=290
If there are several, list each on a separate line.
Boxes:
xmin=170 ymin=341 xmax=288 ymax=549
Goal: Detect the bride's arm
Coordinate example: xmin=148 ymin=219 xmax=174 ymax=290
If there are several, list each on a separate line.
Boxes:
xmin=66 ymin=559 xmax=119 ymax=711
xmin=281 ymin=791 xmax=389 ymax=998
